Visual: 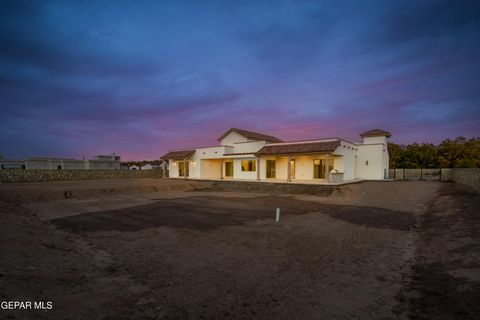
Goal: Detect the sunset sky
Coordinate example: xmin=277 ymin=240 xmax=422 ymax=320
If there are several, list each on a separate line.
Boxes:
xmin=1 ymin=0 xmax=479 ymax=161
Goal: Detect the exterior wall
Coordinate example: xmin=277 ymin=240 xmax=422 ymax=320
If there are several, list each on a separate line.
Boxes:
xmin=89 ymin=161 xmax=121 ymax=170
xmin=363 ymin=136 xmax=387 ymax=144
xmin=296 ymin=155 xmax=343 ymax=180
xmin=25 ymin=160 xmax=52 ymax=170
xmin=0 ymin=160 xmax=25 ymax=169
xmin=233 ymin=157 xmax=258 ymax=180
xmin=168 ymin=160 xmax=179 ymax=178
xmin=259 ymin=154 xmax=344 ymax=181
xmin=2 ymin=159 xmax=119 ymax=170
xmin=219 ymin=131 xmax=248 ymax=146
xmin=26 ymin=159 xmax=87 ymax=170
xmin=331 ymin=142 xmax=358 ymax=181
xmin=63 ymin=161 xmax=88 ymax=170
xmin=169 ymin=158 xmax=200 ymax=179
xmin=382 ymin=146 xmax=390 ymax=178
xmin=273 ymin=156 xmax=288 ymax=180
xmin=232 ymin=140 xmax=266 ymax=154
xmin=356 ymin=144 xmax=385 ymax=179
xmin=200 ymin=159 xmax=222 ymax=179
xmin=0 ymin=169 xmax=164 ymax=183
xmin=443 ymin=168 xmax=480 ymax=193
xmin=196 ymin=146 xmax=233 ymax=159
xmin=288 ymin=156 xmax=312 ymax=180
xmin=356 ymin=135 xmax=388 ymax=180
xmin=189 ymin=152 xmax=201 ymax=179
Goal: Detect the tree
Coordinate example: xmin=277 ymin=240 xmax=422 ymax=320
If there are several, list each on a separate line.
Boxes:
xmin=438 ymin=137 xmax=480 ymax=168
xmin=387 ymin=143 xmax=403 ymax=168
xmin=389 ymin=137 xmax=480 ymax=168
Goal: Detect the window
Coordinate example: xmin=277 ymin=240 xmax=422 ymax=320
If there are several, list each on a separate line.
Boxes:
xmin=225 ymin=161 xmax=233 ymax=177
xmin=266 ymin=160 xmax=276 ymax=178
xmin=241 ymin=160 xmax=256 ymax=172
xmin=178 ymin=161 xmax=189 ymax=177
xmin=313 ymin=159 xmax=334 ymax=179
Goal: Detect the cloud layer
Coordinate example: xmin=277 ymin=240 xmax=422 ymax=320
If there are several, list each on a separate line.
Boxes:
xmin=1 ymin=0 xmax=479 ymax=160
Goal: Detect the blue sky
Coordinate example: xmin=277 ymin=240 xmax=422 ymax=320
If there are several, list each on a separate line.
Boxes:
xmin=1 ymin=0 xmax=479 ymax=160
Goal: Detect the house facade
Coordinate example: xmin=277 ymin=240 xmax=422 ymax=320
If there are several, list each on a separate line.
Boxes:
xmin=161 ymin=128 xmax=390 ymax=184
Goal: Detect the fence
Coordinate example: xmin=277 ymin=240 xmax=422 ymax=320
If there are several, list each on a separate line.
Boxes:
xmin=388 ymin=168 xmax=480 ymax=193
xmin=388 ymin=168 xmax=442 ymax=181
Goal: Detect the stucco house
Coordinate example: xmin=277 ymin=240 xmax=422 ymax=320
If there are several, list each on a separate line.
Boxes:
xmin=161 ymin=128 xmax=391 ymax=183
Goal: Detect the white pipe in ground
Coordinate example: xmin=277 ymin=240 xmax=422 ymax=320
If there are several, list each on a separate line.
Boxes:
xmin=276 ymin=208 xmax=280 ymax=223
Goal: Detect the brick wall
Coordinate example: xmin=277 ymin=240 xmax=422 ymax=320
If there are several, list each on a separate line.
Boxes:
xmin=442 ymin=168 xmax=480 ymax=193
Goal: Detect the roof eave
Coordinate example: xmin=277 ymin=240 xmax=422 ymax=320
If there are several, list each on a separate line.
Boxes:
xmin=255 ymin=150 xmax=337 ymax=157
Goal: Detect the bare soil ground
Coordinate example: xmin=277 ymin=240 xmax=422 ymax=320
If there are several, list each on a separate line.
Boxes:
xmin=0 ymin=179 xmax=478 ymax=319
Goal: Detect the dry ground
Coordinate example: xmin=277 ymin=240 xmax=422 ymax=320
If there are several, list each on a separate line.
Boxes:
xmin=0 ymin=179 xmax=478 ymax=319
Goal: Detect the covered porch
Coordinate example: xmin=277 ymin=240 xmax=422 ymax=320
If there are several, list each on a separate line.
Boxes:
xmin=254 ymin=139 xmax=346 ymax=183
xmin=257 ymin=153 xmax=344 ymax=183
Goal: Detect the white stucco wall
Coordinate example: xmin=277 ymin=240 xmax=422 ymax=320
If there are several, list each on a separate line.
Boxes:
xmin=232 ymin=140 xmax=266 ymax=154
xmin=331 ymin=142 xmax=358 ymax=181
xmin=363 ymin=136 xmax=387 ymax=145
xmin=219 ymin=131 xmax=248 ymax=146
xmin=356 ymin=144 xmax=384 ymax=179
xmin=233 ymin=157 xmax=258 ymax=180
xmin=356 ymin=135 xmax=389 ymax=180
xmin=291 ymin=155 xmax=342 ymax=180
xmin=196 ymin=146 xmax=233 ymax=159
xmin=200 ymin=159 xmax=222 ymax=179
xmin=384 ymin=147 xmax=389 ymax=178
xmin=169 ymin=159 xmax=198 ymax=178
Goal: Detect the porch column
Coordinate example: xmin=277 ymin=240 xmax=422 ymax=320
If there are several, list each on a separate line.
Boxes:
xmin=220 ymin=158 xmax=224 ymax=179
xmin=325 ymin=154 xmax=330 ymax=182
xmin=183 ymin=158 xmax=187 ymax=179
xmin=287 ymin=155 xmax=291 ymax=182
xmin=256 ymin=158 xmax=260 ymax=181
xmin=161 ymin=160 xmax=165 ymax=178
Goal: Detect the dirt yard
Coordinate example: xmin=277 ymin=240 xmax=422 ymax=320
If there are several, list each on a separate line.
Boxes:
xmin=0 ymin=179 xmax=478 ymax=319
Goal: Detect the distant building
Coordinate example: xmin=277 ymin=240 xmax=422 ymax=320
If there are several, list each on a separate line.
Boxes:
xmin=0 ymin=153 xmax=121 ymax=170
xmin=93 ymin=153 xmax=121 ymax=161
xmin=129 ymin=165 xmax=140 ymax=170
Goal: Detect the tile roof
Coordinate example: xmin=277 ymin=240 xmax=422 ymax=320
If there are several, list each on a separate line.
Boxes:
xmin=218 ymin=128 xmax=283 ymax=143
xmin=360 ymin=129 xmax=391 ymax=138
xmin=255 ymin=139 xmax=341 ymax=156
xmin=160 ymin=150 xmax=195 ymax=160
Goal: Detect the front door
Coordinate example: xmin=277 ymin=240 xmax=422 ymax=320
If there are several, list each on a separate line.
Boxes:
xmin=266 ymin=160 xmax=276 ymax=178
xmin=313 ymin=159 xmax=325 ymax=179
xmin=290 ymin=159 xmax=295 ymax=179
xmin=225 ymin=161 xmax=233 ymax=177
xmin=178 ymin=161 xmax=189 ymax=177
